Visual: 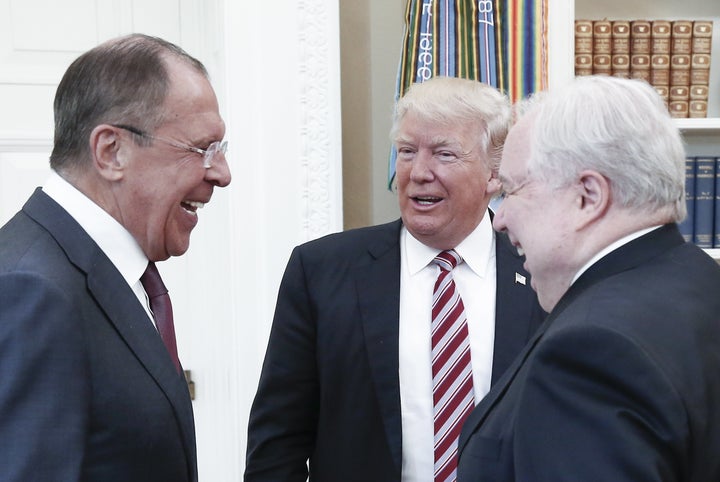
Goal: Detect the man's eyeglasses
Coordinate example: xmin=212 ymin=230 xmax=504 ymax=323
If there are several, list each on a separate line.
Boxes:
xmin=498 ymin=177 xmax=533 ymax=200
xmin=112 ymin=124 xmax=227 ymax=169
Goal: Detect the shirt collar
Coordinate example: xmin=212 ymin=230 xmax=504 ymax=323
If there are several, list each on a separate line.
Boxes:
xmin=42 ymin=170 xmax=149 ymax=286
xmin=403 ymin=211 xmax=496 ymax=276
xmin=571 ymin=225 xmax=663 ymax=284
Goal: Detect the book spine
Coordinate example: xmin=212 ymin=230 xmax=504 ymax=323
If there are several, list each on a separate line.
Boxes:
xmin=679 ymin=156 xmax=696 ymax=243
xmin=689 ymin=20 xmax=713 ymax=118
xmin=593 ymin=20 xmax=612 ymax=76
xmin=694 ymin=156 xmax=715 ymax=248
xmin=651 ymin=20 xmax=672 ymax=105
xmin=630 ymin=20 xmax=652 ymax=82
xmin=611 ymin=20 xmax=631 ymax=78
xmin=669 ymin=85 xmax=690 ymax=118
xmin=669 ymin=20 xmax=692 ymax=118
xmin=692 ymin=20 xmax=714 ymax=54
xmin=690 ymin=84 xmax=709 ymax=116
xmin=575 ymin=20 xmax=594 ymax=76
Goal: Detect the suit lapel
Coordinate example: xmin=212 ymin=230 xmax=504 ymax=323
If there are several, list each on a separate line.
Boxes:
xmin=355 ymin=220 xmax=404 ymax=473
xmin=23 ymin=189 xmax=196 ymax=471
xmin=491 ymin=231 xmax=543 ymax=383
xmin=458 ymin=309 xmax=552 ymax=454
xmin=86 ymin=261 xmax=196 ymax=457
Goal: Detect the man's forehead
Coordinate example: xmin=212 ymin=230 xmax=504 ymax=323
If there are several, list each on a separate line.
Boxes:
xmin=395 ymin=129 xmax=466 ymax=149
xmin=501 ymin=116 xmax=534 ymax=169
xmin=506 ymin=114 xmax=535 ymax=149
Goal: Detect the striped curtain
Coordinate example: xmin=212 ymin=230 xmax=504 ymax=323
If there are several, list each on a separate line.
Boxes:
xmin=388 ymin=0 xmax=548 ymax=187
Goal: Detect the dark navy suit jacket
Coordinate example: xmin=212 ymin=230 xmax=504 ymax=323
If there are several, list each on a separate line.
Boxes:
xmin=457 ymin=224 xmax=720 ymax=482
xmin=0 ymin=189 xmax=197 ymax=481
xmin=245 ymin=218 xmax=545 ymax=481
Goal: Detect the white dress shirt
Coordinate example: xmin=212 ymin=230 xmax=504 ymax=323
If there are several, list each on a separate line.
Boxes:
xmin=42 ymin=171 xmax=153 ymax=322
xmin=399 ymin=213 xmax=497 ymax=481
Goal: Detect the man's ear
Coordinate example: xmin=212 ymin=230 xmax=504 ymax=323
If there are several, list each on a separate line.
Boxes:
xmin=89 ymin=125 xmax=126 ymax=181
xmin=576 ymin=169 xmax=610 ymax=228
xmin=487 ymin=175 xmax=502 ymax=196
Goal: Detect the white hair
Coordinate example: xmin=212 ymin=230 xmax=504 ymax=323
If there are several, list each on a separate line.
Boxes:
xmin=391 ymin=76 xmax=512 ymax=173
xmin=525 ymin=76 xmax=686 ymax=221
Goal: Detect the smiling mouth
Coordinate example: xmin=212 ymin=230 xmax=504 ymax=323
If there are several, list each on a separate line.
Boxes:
xmin=181 ymin=200 xmax=205 ymax=214
xmin=414 ymin=196 xmax=442 ymax=206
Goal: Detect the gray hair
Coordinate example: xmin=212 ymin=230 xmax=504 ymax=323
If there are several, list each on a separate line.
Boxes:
xmin=50 ymin=33 xmax=209 ymax=173
xmin=390 ymin=76 xmax=512 ymax=174
xmin=525 ymin=76 xmax=686 ymax=221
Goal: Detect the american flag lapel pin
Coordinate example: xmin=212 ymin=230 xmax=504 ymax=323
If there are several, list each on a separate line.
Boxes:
xmin=515 ymin=272 xmax=526 ymax=285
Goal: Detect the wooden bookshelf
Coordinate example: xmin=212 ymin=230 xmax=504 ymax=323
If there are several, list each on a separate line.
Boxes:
xmin=549 ymin=0 xmax=720 ymax=255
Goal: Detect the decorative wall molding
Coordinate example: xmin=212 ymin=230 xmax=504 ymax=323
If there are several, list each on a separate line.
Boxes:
xmin=298 ymin=0 xmax=343 ymax=241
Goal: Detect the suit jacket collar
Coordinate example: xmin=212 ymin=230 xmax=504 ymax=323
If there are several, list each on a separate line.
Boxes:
xmin=22 ymin=188 xmax=197 ymax=477
xmin=491 ymin=230 xmax=541 ymax=383
xmin=458 ymin=223 xmax=685 ymax=453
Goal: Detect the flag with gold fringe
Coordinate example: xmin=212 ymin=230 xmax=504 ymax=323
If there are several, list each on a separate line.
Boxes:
xmin=388 ymin=0 xmax=548 ymax=188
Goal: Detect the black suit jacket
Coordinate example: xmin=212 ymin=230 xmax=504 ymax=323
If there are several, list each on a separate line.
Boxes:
xmin=245 ymin=219 xmax=545 ymax=481
xmin=457 ymin=224 xmax=720 ymax=482
xmin=0 ymin=189 xmax=197 ymax=481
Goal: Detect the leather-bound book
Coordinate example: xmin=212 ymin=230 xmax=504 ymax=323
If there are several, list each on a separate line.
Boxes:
xmin=593 ymin=19 xmax=612 ymax=76
xmin=575 ymin=20 xmax=594 ymax=76
xmin=630 ymin=20 xmax=652 ymax=82
xmin=611 ymin=20 xmax=631 ymax=78
xmin=689 ymin=21 xmax=713 ymax=118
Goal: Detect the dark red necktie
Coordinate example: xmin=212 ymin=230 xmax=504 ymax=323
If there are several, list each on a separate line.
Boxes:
xmin=140 ymin=262 xmax=181 ymax=373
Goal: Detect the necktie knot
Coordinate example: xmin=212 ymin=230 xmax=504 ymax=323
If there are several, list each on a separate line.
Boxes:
xmin=140 ymin=262 xmax=168 ymax=299
xmin=433 ymin=249 xmax=462 ymax=272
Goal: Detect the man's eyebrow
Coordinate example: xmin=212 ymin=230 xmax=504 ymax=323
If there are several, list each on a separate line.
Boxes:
xmin=393 ymin=135 xmax=462 ymax=150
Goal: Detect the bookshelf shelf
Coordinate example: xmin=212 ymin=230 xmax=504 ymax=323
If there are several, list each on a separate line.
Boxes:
xmin=676 ymin=118 xmax=720 ymax=132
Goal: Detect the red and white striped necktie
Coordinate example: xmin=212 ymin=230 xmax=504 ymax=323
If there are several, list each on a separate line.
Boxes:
xmin=431 ymin=250 xmax=474 ymax=482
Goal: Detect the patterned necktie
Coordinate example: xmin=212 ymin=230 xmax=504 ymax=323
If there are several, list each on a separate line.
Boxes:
xmin=432 ymin=250 xmax=474 ymax=482
xmin=140 ymin=262 xmax=181 ymax=373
